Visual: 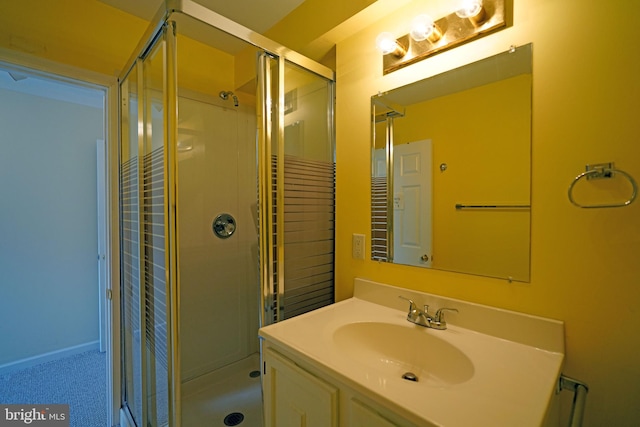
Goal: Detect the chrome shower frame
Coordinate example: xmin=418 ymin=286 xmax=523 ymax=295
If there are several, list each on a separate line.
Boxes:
xmin=117 ymin=1 xmax=335 ymax=426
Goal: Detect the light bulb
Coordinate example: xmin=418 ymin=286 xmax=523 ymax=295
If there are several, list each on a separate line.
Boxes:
xmin=376 ymin=32 xmax=406 ymax=57
xmin=456 ymin=0 xmax=486 ymax=25
xmin=410 ymin=14 xmax=442 ymax=43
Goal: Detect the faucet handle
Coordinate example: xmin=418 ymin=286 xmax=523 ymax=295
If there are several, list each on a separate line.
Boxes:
xmin=423 ymin=304 xmax=431 ymax=316
xmin=398 ymin=296 xmax=417 ymax=311
xmin=434 ymin=307 xmax=458 ymax=322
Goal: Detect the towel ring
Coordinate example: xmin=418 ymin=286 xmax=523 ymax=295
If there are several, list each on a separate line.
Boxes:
xmin=568 ymin=164 xmax=637 ymax=208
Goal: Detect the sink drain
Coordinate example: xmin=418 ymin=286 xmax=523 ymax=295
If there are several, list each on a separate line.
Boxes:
xmin=223 ymin=412 xmax=244 ymax=426
xmin=402 ymin=372 xmax=418 ymax=382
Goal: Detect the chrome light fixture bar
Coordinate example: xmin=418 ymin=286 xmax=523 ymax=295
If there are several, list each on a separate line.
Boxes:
xmin=377 ymin=0 xmax=509 ymax=75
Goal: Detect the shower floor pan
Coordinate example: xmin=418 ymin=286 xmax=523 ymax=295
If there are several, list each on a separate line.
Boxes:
xmin=181 ymin=353 xmax=263 ymax=427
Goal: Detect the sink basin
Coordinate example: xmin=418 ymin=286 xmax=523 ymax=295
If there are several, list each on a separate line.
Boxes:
xmin=332 ymin=321 xmax=474 ymax=387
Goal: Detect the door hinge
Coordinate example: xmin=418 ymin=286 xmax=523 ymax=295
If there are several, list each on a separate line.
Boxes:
xmin=106 ymin=289 xmax=113 ymax=300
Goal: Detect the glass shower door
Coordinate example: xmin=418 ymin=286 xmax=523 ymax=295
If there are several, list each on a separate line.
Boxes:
xmin=119 ymin=27 xmax=175 ymax=427
xmin=259 ymin=55 xmax=336 ymax=325
xmin=279 ymin=60 xmax=335 ymax=319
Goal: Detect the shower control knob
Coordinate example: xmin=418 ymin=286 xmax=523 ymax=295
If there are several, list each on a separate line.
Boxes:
xmin=213 ymin=213 xmax=236 ymax=239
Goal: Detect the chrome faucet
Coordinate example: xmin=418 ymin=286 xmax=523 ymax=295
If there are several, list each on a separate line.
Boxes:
xmin=398 ymin=296 xmax=458 ymax=330
xmin=398 ymin=296 xmax=431 ymax=327
xmin=431 ymin=307 xmax=459 ymax=330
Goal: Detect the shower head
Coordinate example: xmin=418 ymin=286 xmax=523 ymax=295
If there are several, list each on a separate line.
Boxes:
xmin=219 ymin=90 xmax=239 ymax=107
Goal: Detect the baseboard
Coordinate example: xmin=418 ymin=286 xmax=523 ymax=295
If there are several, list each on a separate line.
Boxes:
xmin=119 ymin=407 xmax=168 ymax=427
xmin=119 ymin=408 xmax=134 ymax=427
xmin=0 ymin=340 xmax=100 ymax=375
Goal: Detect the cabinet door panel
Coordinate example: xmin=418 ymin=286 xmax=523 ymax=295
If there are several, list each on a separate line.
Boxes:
xmin=263 ymin=348 xmax=338 ymax=427
xmin=350 ymin=398 xmax=401 ymax=427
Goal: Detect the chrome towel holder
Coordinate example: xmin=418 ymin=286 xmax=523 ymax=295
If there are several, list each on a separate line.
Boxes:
xmin=558 ymin=374 xmax=589 ymax=427
xmin=568 ymin=162 xmax=637 ymax=208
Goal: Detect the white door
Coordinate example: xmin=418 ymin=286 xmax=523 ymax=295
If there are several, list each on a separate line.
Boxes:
xmin=393 ymin=139 xmax=433 ymax=267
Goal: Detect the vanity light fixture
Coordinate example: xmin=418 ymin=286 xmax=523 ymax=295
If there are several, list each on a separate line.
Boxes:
xmin=377 ymin=0 xmax=509 ymax=75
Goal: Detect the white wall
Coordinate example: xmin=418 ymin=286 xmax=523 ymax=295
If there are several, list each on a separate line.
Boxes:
xmin=0 ymin=86 xmax=104 ymax=367
xmin=178 ymin=96 xmax=260 ymax=381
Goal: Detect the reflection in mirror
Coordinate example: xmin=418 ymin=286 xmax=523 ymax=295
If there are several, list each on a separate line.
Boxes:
xmin=371 ymin=44 xmax=532 ymax=282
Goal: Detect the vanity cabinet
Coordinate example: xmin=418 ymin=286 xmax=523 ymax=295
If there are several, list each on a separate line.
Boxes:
xmin=349 ymin=398 xmax=401 ymax=427
xmin=262 ymin=346 xmax=416 ymax=427
xmin=259 ymin=279 xmax=566 ymax=427
xmin=262 ymin=347 xmax=339 ymax=427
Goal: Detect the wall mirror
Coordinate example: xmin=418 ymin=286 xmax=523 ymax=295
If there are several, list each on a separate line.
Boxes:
xmin=371 ymin=43 xmax=532 ymax=282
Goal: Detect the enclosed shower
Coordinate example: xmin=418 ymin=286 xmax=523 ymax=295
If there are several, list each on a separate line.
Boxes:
xmin=117 ymin=1 xmax=335 ymax=426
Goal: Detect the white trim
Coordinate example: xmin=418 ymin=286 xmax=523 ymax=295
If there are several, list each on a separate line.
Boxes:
xmin=119 ymin=408 xmax=135 ymax=427
xmin=105 ymin=73 xmax=122 ymax=427
xmin=0 ymin=341 xmax=100 ymax=375
xmin=97 ymin=138 xmax=108 ymax=353
xmin=0 ymin=47 xmax=116 ymax=87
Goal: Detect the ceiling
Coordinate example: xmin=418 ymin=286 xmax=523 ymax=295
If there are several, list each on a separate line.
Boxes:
xmin=97 ymin=0 xmax=307 ymax=33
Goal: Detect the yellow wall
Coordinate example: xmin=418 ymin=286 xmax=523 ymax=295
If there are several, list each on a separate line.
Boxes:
xmin=335 ymin=0 xmax=640 ymax=425
xmin=264 ymin=0 xmax=377 ymax=59
xmin=176 ymin=34 xmax=235 ymax=97
xmin=0 ymin=0 xmax=147 ymax=76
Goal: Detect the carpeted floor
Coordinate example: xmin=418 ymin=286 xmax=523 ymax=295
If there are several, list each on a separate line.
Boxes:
xmin=0 ymin=350 xmax=108 ymax=427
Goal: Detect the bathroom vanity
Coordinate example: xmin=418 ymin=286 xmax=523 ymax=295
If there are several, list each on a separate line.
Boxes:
xmin=259 ymin=278 xmax=565 ymax=427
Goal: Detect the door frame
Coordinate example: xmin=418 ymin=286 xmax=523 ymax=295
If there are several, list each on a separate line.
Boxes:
xmin=0 ymin=47 xmax=121 ymax=427
xmin=97 ymin=138 xmax=108 ymax=353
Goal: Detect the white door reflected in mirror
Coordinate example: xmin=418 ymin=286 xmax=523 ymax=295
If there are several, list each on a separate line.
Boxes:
xmin=392 ymin=140 xmax=432 ymax=267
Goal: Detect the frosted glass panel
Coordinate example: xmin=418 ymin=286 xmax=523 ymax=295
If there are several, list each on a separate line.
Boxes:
xmin=119 ymin=62 xmax=143 ymax=426
xmin=142 ymin=36 xmax=169 ymax=427
xmin=281 ymin=61 xmax=335 ymax=319
xmin=120 ymin=34 xmax=170 ymax=427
